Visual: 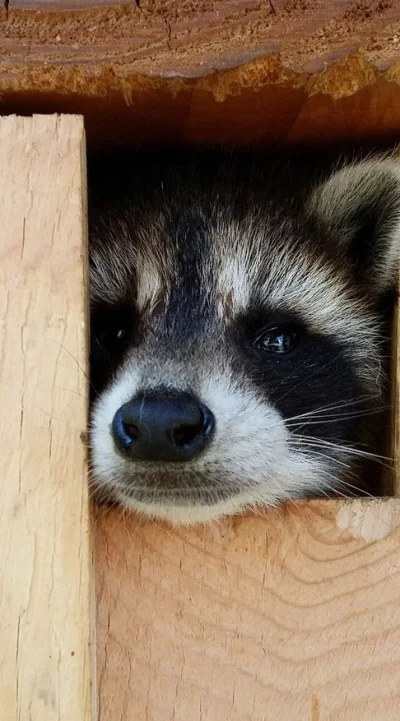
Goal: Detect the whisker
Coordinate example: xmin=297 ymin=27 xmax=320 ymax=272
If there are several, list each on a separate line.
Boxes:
xmin=283 ymin=397 xmax=382 ymax=422
xmin=291 ymin=435 xmax=394 ymax=462
xmin=272 ymin=353 xmax=376 ymax=408
xmin=286 ymin=406 xmax=390 ymax=427
xmin=290 ymin=438 xmax=394 ymax=474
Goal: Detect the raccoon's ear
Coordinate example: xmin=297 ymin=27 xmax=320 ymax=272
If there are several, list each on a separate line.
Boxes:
xmin=307 ymin=159 xmax=400 ymax=298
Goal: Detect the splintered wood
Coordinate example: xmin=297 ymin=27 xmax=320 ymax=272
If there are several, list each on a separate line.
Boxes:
xmin=0 ymin=116 xmax=94 ymax=721
xmin=3 ymin=3 xmax=400 ymax=149
xmin=96 ymin=500 xmax=400 ymax=721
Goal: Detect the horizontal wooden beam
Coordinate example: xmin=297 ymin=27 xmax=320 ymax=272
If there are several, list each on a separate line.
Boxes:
xmin=3 ymin=2 xmax=400 ymax=76
xmin=0 ymin=115 xmax=95 ymax=721
xmin=1 ymin=3 xmax=400 ymax=149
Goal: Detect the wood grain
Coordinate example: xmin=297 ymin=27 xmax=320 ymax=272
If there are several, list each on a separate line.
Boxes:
xmin=96 ymin=500 xmax=400 ymax=721
xmin=4 ymin=1 xmax=400 ymax=76
xmin=391 ymin=287 xmax=399 ymax=495
xmin=0 ymin=115 xmax=95 ymax=721
xmin=2 ymin=2 xmax=400 ymax=149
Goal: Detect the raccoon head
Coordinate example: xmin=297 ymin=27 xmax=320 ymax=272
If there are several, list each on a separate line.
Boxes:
xmin=89 ymin=152 xmax=400 ymax=526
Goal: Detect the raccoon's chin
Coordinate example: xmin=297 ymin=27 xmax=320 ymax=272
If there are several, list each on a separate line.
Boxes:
xmin=113 ymin=488 xmax=260 ymax=526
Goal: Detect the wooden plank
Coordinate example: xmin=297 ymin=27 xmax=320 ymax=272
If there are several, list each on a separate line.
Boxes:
xmin=0 ymin=115 xmax=95 ymax=721
xmin=96 ymin=499 xmax=400 ymax=721
xmin=391 ymin=295 xmax=399 ymax=495
xmin=3 ymin=1 xmax=400 ymax=76
xmin=2 ymin=4 xmax=400 ymax=151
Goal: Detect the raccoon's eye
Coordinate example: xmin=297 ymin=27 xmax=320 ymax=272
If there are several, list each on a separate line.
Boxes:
xmin=254 ymin=325 xmax=299 ymax=354
xmin=92 ymin=307 xmax=132 ymax=350
xmin=97 ymin=328 xmax=126 ymax=345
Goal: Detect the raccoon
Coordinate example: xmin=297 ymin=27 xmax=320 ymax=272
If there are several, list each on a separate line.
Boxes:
xmin=88 ymin=148 xmax=400 ymax=526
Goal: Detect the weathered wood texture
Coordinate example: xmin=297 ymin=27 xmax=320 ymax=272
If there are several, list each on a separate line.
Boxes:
xmin=6 ymin=0 xmax=400 ymax=74
xmin=391 ymin=290 xmax=399 ymax=495
xmin=96 ymin=500 xmax=400 ymax=721
xmin=2 ymin=2 xmax=400 ymax=148
xmin=0 ymin=115 xmax=95 ymax=721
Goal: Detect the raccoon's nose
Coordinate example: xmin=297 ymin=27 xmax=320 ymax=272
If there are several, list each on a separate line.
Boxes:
xmin=112 ymin=390 xmax=215 ymax=462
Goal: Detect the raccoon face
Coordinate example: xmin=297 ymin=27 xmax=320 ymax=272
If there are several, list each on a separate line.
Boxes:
xmin=89 ymin=151 xmax=400 ymax=526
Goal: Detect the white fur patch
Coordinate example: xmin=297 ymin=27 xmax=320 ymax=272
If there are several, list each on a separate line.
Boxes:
xmin=135 ymin=250 xmax=163 ymax=313
xmin=214 ymin=218 xmax=259 ymax=315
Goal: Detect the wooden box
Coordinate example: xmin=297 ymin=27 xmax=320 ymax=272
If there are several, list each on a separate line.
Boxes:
xmin=2 ymin=4 xmax=400 ymax=720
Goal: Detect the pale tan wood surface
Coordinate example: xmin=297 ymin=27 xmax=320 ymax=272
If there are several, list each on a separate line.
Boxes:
xmin=0 ymin=115 xmax=95 ymax=721
xmin=391 ymin=293 xmax=399 ymax=496
xmin=96 ymin=500 xmax=400 ymax=721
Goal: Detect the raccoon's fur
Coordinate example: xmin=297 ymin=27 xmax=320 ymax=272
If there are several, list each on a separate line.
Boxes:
xmin=88 ymin=148 xmax=400 ymax=526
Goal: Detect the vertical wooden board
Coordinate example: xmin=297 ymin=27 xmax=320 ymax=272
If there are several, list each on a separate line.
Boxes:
xmin=393 ymin=285 xmax=400 ymax=495
xmin=0 ymin=115 xmax=94 ymax=721
xmin=96 ymin=500 xmax=400 ymax=721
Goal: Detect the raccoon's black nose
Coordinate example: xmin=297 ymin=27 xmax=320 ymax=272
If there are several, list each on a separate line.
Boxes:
xmin=112 ymin=390 xmax=215 ymax=462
